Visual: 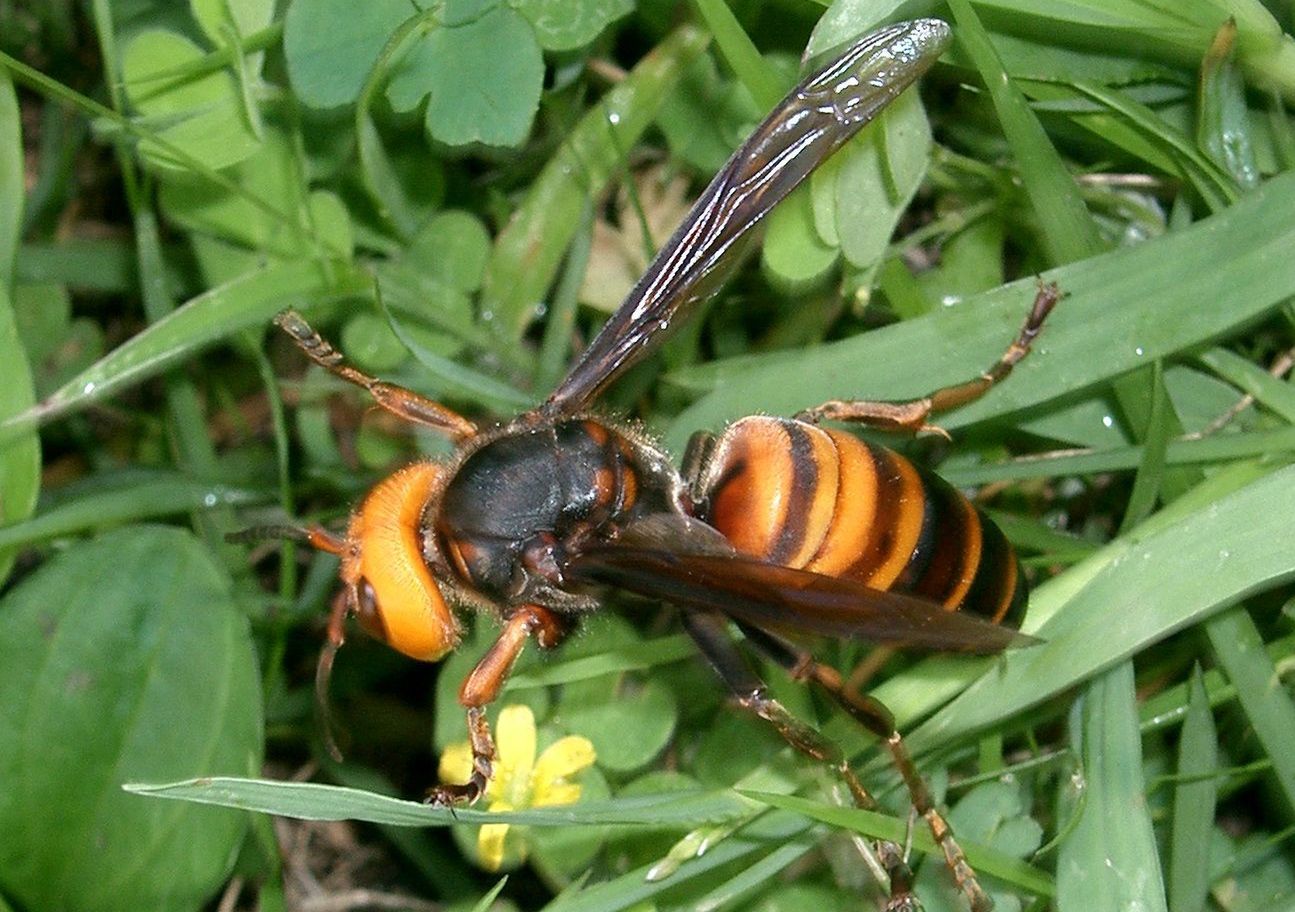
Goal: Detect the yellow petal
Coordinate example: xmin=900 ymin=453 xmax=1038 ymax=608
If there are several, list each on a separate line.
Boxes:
xmin=477 ymin=821 xmax=510 ymax=872
xmin=438 ymin=741 xmax=472 ymax=785
xmin=475 ymin=798 xmax=515 ymax=872
xmin=533 ymin=735 xmax=596 ymax=784
xmin=495 ymin=704 xmax=537 ymax=803
xmin=533 ymin=781 xmax=581 ymax=807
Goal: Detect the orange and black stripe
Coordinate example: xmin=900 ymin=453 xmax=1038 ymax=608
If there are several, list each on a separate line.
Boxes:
xmin=699 ymin=416 xmax=1025 ymax=627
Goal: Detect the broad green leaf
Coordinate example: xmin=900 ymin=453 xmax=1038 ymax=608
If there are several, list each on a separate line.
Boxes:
xmin=0 ymin=527 xmax=262 ymax=912
xmin=0 ymin=69 xmax=38 ymax=584
xmin=121 ymin=29 xmax=261 ymax=170
xmin=158 ymin=127 xmax=352 ymax=262
xmin=191 ymin=0 xmax=274 ymax=48
xmin=283 ymin=0 xmax=411 ymax=108
xmin=406 ymin=209 xmax=492 ymax=293
xmin=761 ymin=184 xmax=839 ymax=289
xmin=561 ymin=676 xmax=678 ymax=774
xmin=387 ymin=3 xmax=543 ymax=148
xmin=915 ymin=780 xmax=1044 ymax=912
xmin=822 ymin=87 xmax=933 ymax=269
xmin=1056 ymin=663 xmax=1168 ymax=912
xmin=656 ymin=53 xmax=763 ymax=174
xmin=513 ymin=0 xmax=631 ymax=51
xmin=0 ymin=258 xmax=369 ymax=442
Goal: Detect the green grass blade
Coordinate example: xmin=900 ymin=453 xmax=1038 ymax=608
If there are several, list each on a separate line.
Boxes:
xmin=0 ymin=472 xmax=270 ymax=550
xmin=1205 ymin=607 xmax=1295 ymax=815
xmin=1196 ymin=347 xmax=1295 ymax=423
xmin=481 ymin=26 xmax=709 ymax=339
xmin=692 ymin=0 xmax=783 ymax=109
xmin=0 ymin=258 xmax=369 ymax=442
xmin=947 ymin=0 xmax=1103 ymax=264
xmin=0 ymin=67 xmax=40 ymax=583
xmin=126 ymin=777 xmax=753 ymax=827
xmin=1056 ymin=662 xmax=1168 ymax=912
xmin=743 ymin=790 xmax=1055 ymax=897
xmin=1167 ymin=666 xmax=1218 ymax=912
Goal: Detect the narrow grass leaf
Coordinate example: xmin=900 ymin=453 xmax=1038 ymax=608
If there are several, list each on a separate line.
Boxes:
xmin=1198 ymin=19 xmax=1261 ymax=189
xmin=0 ymin=472 xmax=269 ymax=550
xmin=1196 ymin=347 xmax=1295 ymax=424
xmin=1056 ymin=662 xmax=1167 ymax=912
xmin=541 ymin=810 xmax=812 ymax=912
xmin=0 ymin=68 xmax=40 ymax=583
xmin=692 ymin=0 xmax=783 ymax=109
xmin=0 ymin=258 xmax=369 ymax=442
xmin=507 ymin=633 xmax=696 ymax=689
xmin=1168 ymin=666 xmax=1218 ymax=912
xmin=946 ymin=0 xmax=1103 ymax=265
xmin=1205 ymin=607 xmax=1295 ymax=815
xmin=1118 ymin=360 xmax=1172 ymax=532
xmin=743 ymin=790 xmax=1055 ymax=897
xmin=127 ymin=777 xmax=754 ymax=828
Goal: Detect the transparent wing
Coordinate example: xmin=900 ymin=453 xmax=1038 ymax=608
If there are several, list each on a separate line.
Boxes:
xmin=542 ymin=19 xmax=952 ymax=417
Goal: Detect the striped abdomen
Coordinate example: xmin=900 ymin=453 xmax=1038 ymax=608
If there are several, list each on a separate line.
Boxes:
xmin=695 ymin=416 xmax=1025 ymax=627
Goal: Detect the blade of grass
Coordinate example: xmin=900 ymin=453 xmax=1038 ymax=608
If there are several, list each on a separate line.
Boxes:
xmin=0 ymin=473 xmax=269 ymax=551
xmin=692 ymin=0 xmax=783 ymax=109
xmin=1204 ymin=606 xmax=1295 ymax=816
xmin=1056 ymin=661 xmax=1168 ymax=912
xmin=947 ymin=0 xmax=1103 ymax=265
xmin=743 ymin=790 xmax=1055 ymax=898
xmin=0 ymin=258 xmax=369 ymax=443
xmin=943 ymin=428 xmax=1295 ymax=486
xmin=1118 ymin=360 xmax=1172 ymax=531
xmin=1167 ymin=666 xmax=1217 ymax=912
xmin=1195 ymin=347 xmax=1295 ymax=423
xmin=897 ymin=463 xmax=1295 ymax=755
xmin=126 ymin=778 xmax=753 ymax=827
xmin=0 ymin=68 xmax=40 ymax=583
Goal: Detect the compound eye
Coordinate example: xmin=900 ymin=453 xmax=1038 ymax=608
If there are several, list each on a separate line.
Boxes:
xmin=353 ymin=580 xmax=389 ymax=644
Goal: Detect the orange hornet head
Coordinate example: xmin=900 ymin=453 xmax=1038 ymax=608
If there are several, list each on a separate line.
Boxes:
xmin=336 ymin=461 xmax=460 ymax=662
xmin=304 ymin=461 xmax=460 ymax=757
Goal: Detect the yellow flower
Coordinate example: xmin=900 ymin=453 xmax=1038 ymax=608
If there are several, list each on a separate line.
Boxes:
xmin=439 ymin=704 xmax=596 ymax=871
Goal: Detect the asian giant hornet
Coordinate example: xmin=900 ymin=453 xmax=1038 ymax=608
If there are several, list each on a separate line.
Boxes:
xmin=242 ymin=20 xmax=1058 ymax=911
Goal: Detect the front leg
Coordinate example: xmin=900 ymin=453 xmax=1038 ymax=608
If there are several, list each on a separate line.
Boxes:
xmin=426 ymin=603 xmax=567 ymax=806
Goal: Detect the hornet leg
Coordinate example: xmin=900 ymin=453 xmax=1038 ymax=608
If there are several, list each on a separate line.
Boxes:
xmin=798 ymin=282 xmax=1059 ymax=438
xmin=427 ymin=604 xmax=568 ymax=806
xmin=275 ymin=310 xmax=477 ymax=441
